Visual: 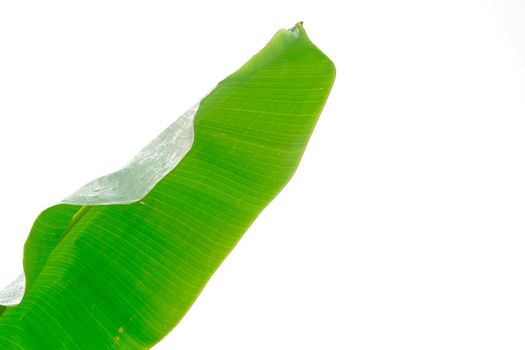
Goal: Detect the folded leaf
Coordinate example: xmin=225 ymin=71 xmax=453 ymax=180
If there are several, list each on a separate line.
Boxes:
xmin=0 ymin=23 xmax=335 ymax=349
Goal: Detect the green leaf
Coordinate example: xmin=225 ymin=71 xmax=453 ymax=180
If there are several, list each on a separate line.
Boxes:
xmin=0 ymin=23 xmax=335 ymax=349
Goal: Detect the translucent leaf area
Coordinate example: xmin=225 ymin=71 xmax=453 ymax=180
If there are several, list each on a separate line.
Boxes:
xmin=63 ymin=103 xmax=199 ymax=206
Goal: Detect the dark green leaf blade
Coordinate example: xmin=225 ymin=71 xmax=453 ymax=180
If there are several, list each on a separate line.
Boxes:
xmin=0 ymin=23 xmax=335 ymax=349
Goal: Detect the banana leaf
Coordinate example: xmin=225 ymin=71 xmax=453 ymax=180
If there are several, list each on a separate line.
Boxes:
xmin=0 ymin=23 xmax=335 ymax=349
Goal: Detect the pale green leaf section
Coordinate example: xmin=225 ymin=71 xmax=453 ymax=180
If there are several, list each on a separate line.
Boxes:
xmin=0 ymin=275 xmax=24 ymax=307
xmin=62 ymin=103 xmax=199 ymax=206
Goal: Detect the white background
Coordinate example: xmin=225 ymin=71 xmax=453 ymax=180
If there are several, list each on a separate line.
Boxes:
xmin=1 ymin=1 xmax=525 ymax=349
